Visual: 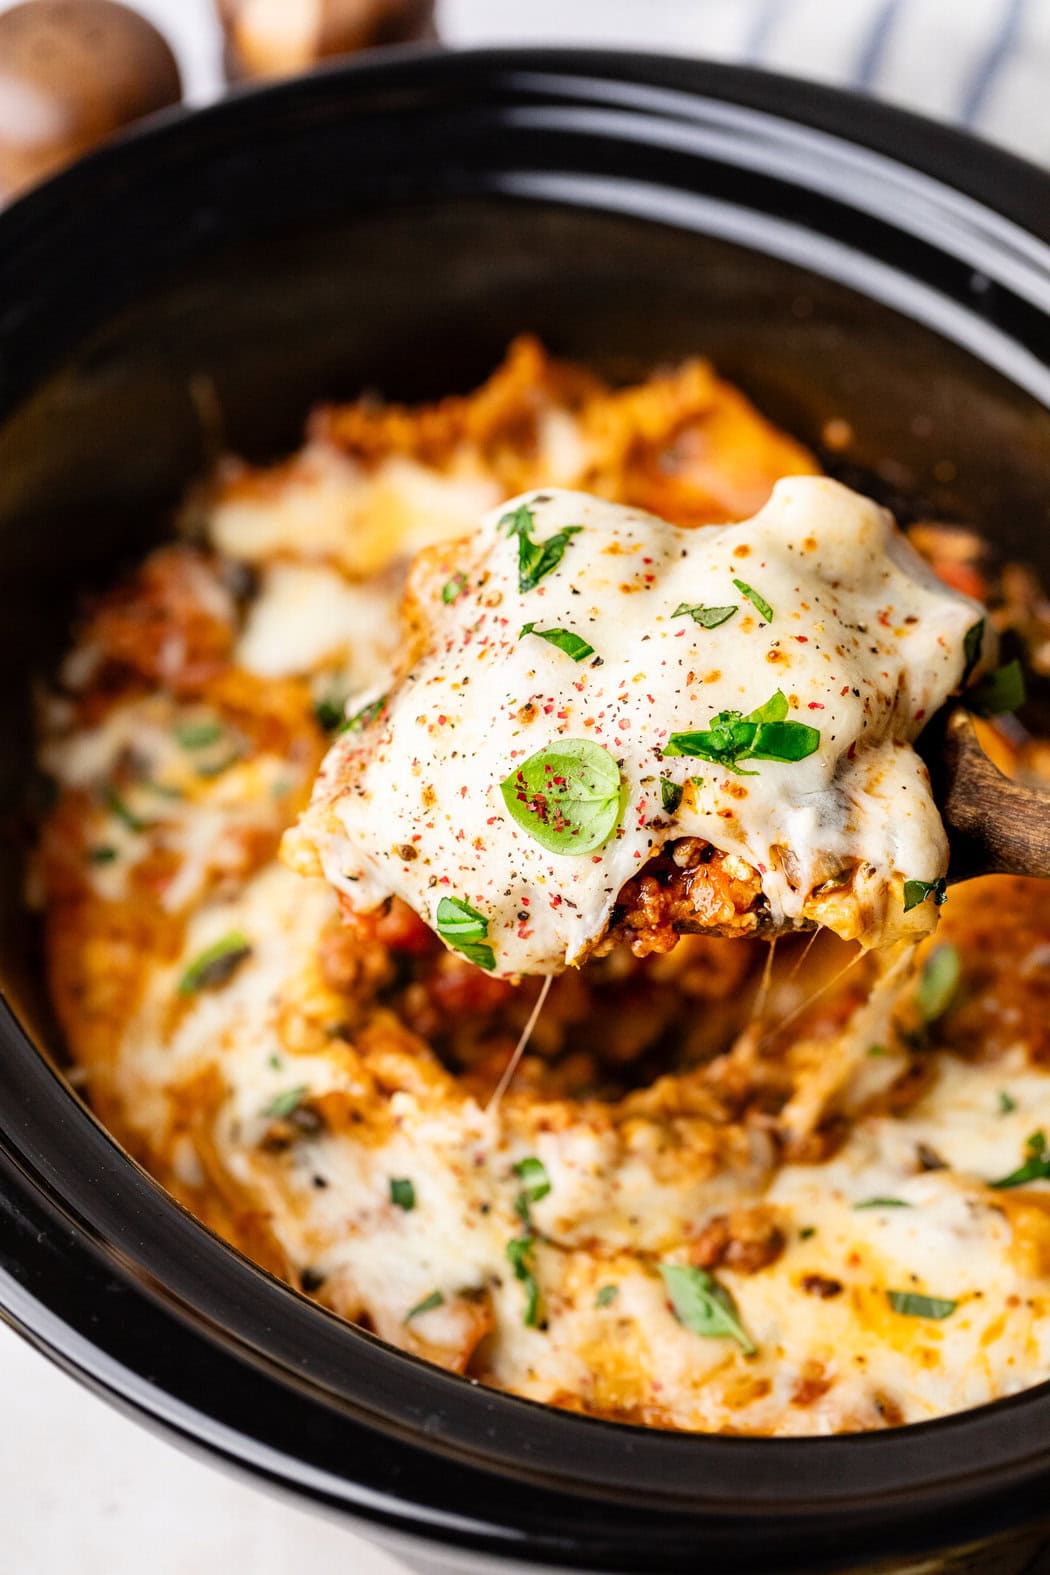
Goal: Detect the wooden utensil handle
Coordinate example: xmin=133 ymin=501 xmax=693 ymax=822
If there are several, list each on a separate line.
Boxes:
xmin=941 ymin=708 xmax=1050 ymax=881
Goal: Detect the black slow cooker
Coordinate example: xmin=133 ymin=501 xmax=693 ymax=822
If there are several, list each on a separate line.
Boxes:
xmin=2 ymin=48 xmax=1050 ymax=1575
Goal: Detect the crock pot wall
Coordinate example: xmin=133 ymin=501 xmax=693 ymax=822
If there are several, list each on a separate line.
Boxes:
xmin=3 ymin=195 xmax=1050 ymax=1028
xmin=4 ymin=53 xmax=1050 ymax=1574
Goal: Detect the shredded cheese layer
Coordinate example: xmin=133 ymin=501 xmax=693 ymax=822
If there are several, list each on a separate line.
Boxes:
xmin=32 ymin=340 xmax=1050 ymax=1435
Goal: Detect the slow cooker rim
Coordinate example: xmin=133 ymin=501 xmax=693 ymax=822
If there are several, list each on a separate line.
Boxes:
xmin=2 ymin=45 xmax=1050 ymax=1572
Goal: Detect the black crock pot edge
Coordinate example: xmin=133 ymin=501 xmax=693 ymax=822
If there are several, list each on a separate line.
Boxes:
xmin=3 ymin=46 xmax=1050 ymax=1575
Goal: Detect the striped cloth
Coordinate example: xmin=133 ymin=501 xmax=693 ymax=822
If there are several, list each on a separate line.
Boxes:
xmin=443 ymin=0 xmax=1050 ymax=166
xmin=16 ymin=0 xmax=1040 ymax=164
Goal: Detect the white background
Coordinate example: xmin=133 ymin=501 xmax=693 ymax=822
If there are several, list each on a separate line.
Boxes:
xmin=1 ymin=0 xmax=1045 ymax=1570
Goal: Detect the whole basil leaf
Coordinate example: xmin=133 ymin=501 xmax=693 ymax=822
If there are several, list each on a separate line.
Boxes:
xmin=659 ymin=1262 xmax=756 ymax=1355
xmin=500 ymin=739 xmax=622 ymax=855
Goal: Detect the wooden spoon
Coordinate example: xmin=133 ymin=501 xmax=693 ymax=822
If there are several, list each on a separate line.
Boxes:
xmin=938 ymin=707 xmax=1050 ymax=883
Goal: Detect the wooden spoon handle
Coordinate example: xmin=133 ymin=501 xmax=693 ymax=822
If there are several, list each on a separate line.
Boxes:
xmin=941 ymin=708 xmax=1050 ymax=882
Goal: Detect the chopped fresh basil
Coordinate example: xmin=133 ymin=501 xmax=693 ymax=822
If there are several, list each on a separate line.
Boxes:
xmin=998 ymin=1090 xmax=1018 ymax=1116
xmin=513 ymin=1155 xmax=551 ymax=1199
xmin=405 ymin=1290 xmax=445 ymax=1322
xmin=968 ymin=658 xmax=1026 ymax=717
xmin=340 ymin=695 xmax=387 ymax=734
xmin=915 ymin=943 xmax=961 ymax=1023
xmin=748 ymin=691 xmax=788 ymax=725
xmin=103 ymin=785 xmax=150 ymax=833
xmin=174 ymin=720 xmax=224 ymax=750
xmin=177 ymin=931 xmax=252 ymax=996
xmin=798 ymin=1226 xmax=817 ymax=1240
xmin=314 ymin=695 xmax=345 ymax=732
xmin=732 ymin=579 xmax=774 ymax=622
xmin=86 ymin=845 xmax=118 ymax=865
xmin=990 ymin=1130 xmax=1050 ymax=1190
xmin=265 ymin=1085 xmax=309 ymax=1120
xmin=500 ymin=502 xmax=581 ymax=593
xmin=520 ymin=622 xmax=595 ymax=663
xmin=672 ymin=602 xmax=738 ymax=629
xmin=441 ymin=572 xmax=467 ymax=604
xmin=143 ymin=778 xmax=184 ymax=800
xmin=595 ymin=1284 xmax=619 ymax=1308
xmin=500 ymin=738 xmax=622 ymax=855
xmin=887 ymin=1290 xmax=957 ymax=1320
xmin=513 ymin=1156 xmax=551 ymax=1224
xmin=962 ymin=620 xmax=985 ymax=685
xmin=903 ymin=877 xmax=948 ymax=913
xmin=195 ymin=754 xmax=242 ymax=780
xmin=867 ymin=1044 xmax=889 ymax=1058
xmin=658 ymin=1262 xmax=756 ymax=1355
xmin=390 ymin=1178 xmax=416 ymax=1211
xmin=435 ymin=895 xmax=496 ymax=972
xmin=660 ymin=775 xmax=683 ymax=815
xmin=506 ymin=1235 xmax=541 ymax=1327
xmin=854 ymin=1198 xmax=911 ymax=1210
xmin=663 ymin=689 xmax=819 ymax=774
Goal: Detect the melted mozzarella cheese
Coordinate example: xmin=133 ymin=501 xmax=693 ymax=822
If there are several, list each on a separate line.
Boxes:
xmin=235 ymin=561 xmax=401 ymax=684
xmin=208 ymin=443 xmax=501 ymax=578
xmin=289 ymin=480 xmax=984 ymax=976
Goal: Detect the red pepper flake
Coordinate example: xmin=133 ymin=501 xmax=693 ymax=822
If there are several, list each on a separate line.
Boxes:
xmin=437 ymin=714 xmax=448 ymax=725
xmin=841 ymin=685 xmax=850 ymax=696
xmin=915 ymin=708 xmax=926 ymax=721
xmin=807 ymin=702 xmax=824 ymax=710
xmin=794 ymin=635 xmax=809 ymax=644
xmin=847 ymin=741 xmax=857 ymax=760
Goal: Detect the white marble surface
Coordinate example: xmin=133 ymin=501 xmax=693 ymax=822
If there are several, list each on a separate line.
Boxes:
xmin=0 ymin=1320 xmax=407 ymax=1574
xmin=1 ymin=0 xmax=1046 ymax=1569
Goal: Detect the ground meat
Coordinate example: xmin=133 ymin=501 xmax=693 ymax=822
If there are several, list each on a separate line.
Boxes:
xmin=84 ymin=545 xmax=236 ymax=695
xmin=689 ymin=1204 xmax=786 ymax=1275
xmin=801 ymin=1274 xmax=844 ymax=1299
xmin=790 ymin=1363 xmax=833 ymax=1408
xmin=317 ymin=917 xmax=393 ymax=999
xmin=607 ymin=840 xmax=765 ymax=957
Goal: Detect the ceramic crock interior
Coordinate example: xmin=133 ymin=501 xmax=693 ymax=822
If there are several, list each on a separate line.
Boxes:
xmin=2 ymin=51 xmax=1050 ymax=1574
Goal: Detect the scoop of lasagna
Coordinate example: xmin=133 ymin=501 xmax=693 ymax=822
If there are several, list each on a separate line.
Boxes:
xmin=286 ymin=479 xmax=986 ymax=977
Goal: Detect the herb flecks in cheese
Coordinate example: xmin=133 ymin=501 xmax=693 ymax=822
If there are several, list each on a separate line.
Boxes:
xmin=286 ymin=481 xmax=984 ymax=977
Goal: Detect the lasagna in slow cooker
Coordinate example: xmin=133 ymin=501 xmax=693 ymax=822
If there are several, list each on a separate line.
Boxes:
xmin=33 ymin=338 xmax=1050 ymax=1434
